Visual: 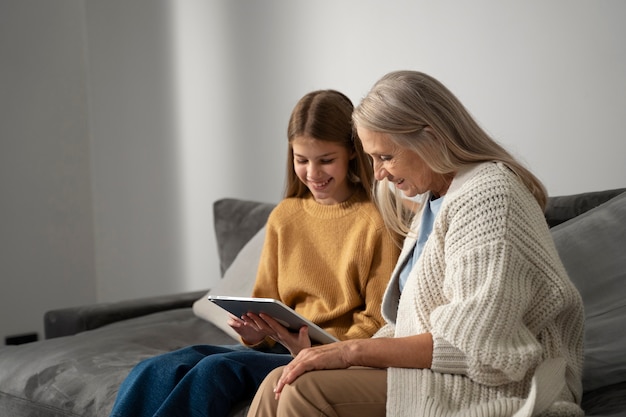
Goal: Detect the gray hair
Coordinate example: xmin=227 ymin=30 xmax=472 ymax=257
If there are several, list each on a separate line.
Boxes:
xmin=354 ymin=70 xmax=547 ymax=237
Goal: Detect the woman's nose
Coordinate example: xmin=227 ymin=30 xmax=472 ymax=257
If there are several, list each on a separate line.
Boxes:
xmin=372 ymin=161 xmax=387 ymax=181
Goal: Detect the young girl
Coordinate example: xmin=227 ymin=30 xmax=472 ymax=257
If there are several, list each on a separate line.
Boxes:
xmin=108 ymin=89 xmax=400 ymax=417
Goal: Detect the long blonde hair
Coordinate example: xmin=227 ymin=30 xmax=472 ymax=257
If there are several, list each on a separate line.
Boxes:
xmin=353 ymin=70 xmax=547 ymax=237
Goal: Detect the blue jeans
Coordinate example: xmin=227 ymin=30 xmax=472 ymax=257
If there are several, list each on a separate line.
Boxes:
xmin=109 ymin=344 xmax=292 ymax=417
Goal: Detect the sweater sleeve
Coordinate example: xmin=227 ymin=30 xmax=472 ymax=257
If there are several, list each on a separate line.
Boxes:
xmin=343 ymin=226 xmax=400 ymax=340
xmin=240 ymin=213 xmax=280 ymax=349
xmin=250 ymin=212 xmax=280 ymax=300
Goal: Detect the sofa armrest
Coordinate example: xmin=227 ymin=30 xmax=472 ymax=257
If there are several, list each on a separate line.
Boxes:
xmin=44 ymin=290 xmax=208 ymax=339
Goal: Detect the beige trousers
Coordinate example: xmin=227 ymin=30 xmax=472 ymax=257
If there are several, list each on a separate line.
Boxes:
xmin=247 ymin=366 xmax=387 ymax=417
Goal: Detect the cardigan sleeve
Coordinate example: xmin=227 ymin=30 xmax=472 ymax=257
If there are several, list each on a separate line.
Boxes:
xmin=428 ymin=179 xmax=553 ymax=386
xmin=373 ymin=323 xmax=396 ymax=338
xmin=430 ymin=242 xmax=545 ymax=385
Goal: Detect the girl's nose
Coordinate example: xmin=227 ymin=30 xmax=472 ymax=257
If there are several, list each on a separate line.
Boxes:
xmin=307 ymin=163 xmax=321 ymax=178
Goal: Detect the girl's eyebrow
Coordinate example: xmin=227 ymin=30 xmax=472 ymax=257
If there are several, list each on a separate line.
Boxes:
xmin=293 ymin=151 xmax=338 ymax=158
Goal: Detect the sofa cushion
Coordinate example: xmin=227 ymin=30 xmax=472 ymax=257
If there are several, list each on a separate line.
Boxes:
xmin=0 ymin=309 xmax=235 ymax=417
xmin=550 ymin=191 xmax=626 ymax=392
xmin=213 ymin=198 xmax=275 ymax=276
xmin=193 ymin=227 xmax=266 ymax=340
xmin=545 ymin=188 xmax=626 ymax=228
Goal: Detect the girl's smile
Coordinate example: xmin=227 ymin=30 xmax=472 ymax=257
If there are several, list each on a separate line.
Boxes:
xmin=291 ymin=135 xmax=355 ymax=205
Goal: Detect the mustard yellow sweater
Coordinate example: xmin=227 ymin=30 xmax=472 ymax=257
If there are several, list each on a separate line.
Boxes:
xmin=251 ymin=190 xmax=399 ymax=341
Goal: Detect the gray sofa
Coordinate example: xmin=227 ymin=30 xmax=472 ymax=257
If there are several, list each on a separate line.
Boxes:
xmin=1 ymin=190 xmax=625 ymax=417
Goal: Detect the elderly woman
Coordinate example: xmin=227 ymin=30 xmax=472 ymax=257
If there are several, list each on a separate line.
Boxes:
xmin=246 ymin=71 xmax=585 ymax=417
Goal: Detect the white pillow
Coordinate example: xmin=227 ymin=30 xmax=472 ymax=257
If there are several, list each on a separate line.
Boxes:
xmin=192 ymin=227 xmax=266 ymax=341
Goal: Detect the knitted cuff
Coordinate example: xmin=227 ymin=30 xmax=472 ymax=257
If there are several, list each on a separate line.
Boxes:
xmin=241 ymin=336 xmax=276 ymax=350
xmin=430 ymin=336 xmax=469 ymax=376
xmin=373 ymin=323 xmax=396 ymax=339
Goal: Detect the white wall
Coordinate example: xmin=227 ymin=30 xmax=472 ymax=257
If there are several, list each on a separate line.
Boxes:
xmin=0 ymin=0 xmax=96 ymax=341
xmin=1 ymin=0 xmax=625 ymax=342
xmin=83 ymin=0 xmax=184 ymax=302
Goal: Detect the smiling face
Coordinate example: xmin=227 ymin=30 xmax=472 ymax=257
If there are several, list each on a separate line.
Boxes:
xmin=291 ymin=135 xmax=355 ymax=205
xmin=357 ymin=127 xmax=452 ymax=198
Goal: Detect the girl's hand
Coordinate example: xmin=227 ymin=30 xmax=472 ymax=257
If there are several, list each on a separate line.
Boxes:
xmin=244 ymin=313 xmax=312 ymax=356
xmin=227 ymin=313 xmax=266 ymax=345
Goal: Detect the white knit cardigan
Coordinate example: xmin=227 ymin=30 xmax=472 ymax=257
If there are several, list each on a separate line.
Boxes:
xmin=376 ymin=162 xmax=585 ymax=417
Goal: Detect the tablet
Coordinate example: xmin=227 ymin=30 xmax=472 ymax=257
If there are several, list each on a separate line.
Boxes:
xmin=207 ymin=295 xmax=339 ymax=345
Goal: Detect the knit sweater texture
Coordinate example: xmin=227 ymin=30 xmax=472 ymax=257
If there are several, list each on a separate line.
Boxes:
xmin=377 ymin=162 xmax=585 ymax=417
xmin=252 ymin=190 xmax=400 ymax=341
